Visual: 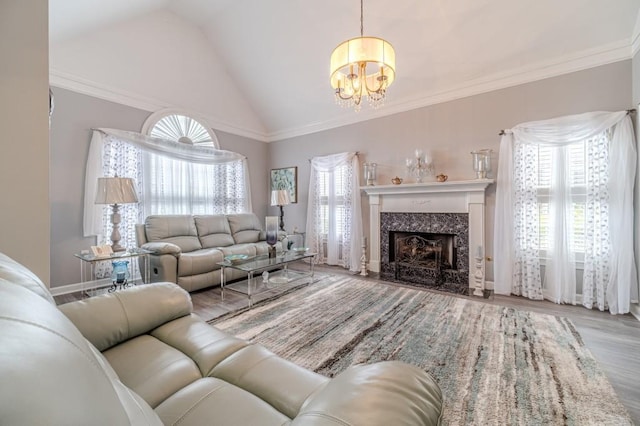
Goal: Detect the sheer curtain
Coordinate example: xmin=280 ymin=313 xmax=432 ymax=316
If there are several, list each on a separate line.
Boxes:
xmin=494 ymin=111 xmax=637 ymax=314
xmin=84 ymin=128 xmax=250 ymax=247
xmin=306 ymin=152 xmax=363 ymax=272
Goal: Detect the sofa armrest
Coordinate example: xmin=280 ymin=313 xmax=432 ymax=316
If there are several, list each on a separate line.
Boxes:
xmin=141 ymin=242 xmax=182 ymax=256
xmin=292 ymin=361 xmax=442 ymax=426
xmin=59 ymin=283 xmax=193 ymax=352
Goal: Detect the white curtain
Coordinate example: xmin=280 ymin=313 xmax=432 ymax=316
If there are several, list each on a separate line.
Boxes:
xmin=84 ymin=129 xmax=250 ymax=245
xmin=494 ymin=111 xmax=637 ymax=314
xmin=306 ymin=152 xmax=363 ymax=272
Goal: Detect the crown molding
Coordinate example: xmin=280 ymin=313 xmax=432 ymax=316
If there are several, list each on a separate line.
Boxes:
xmin=51 ymin=35 xmax=634 ymax=145
xmin=267 ymin=39 xmax=633 ymax=142
xmin=632 ymin=9 xmax=640 ymax=57
xmin=49 ymin=68 xmax=269 ymax=142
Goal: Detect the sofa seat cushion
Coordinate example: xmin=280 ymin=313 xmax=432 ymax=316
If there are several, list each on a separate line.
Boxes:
xmin=103 ymin=335 xmax=202 ymax=408
xmin=151 ymin=314 xmax=249 ymax=377
xmin=178 ymin=248 xmax=224 ymax=277
xmin=155 ymin=377 xmax=291 ymax=426
xmin=211 ymin=344 xmax=328 ymax=419
xmin=195 ymin=215 xmax=235 ymax=248
xmin=145 ymin=215 xmax=202 ymax=253
xmin=227 ymin=213 xmax=263 ymax=244
xmin=219 ymin=243 xmax=257 ymax=258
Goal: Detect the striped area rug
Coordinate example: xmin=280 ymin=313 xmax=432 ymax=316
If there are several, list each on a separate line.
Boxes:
xmin=209 ymin=276 xmax=631 ymax=425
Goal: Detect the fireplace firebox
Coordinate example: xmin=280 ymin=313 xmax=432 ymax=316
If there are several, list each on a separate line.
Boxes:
xmin=381 ymin=212 xmax=468 ymax=294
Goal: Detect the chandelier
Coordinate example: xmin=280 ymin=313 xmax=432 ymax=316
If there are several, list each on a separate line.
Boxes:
xmin=330 ymin=0 xmax=396 ymax=111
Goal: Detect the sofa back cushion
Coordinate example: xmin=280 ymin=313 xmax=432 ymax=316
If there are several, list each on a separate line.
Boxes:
xmin=227 ymin=213 xmax=264 ymax=244
xmin=0 ymin=269 xmax=162 ymax=425
xmin=145 ymin=215 xmax=202 ymax=253
xmin=195 ymin=215 xmax=235 ymax=248
xmin=0 ymin=252 xmax=55 ymax=305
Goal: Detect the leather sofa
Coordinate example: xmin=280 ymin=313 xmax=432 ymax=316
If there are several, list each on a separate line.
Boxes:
xmin=135 ymin=213 xmax=286 ymax=292
xmin=0 ymin=252 xmax=443 ymax=425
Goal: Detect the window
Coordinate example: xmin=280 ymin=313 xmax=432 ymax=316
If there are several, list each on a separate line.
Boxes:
xmin=143 ymin=112 xmax=249 ymax=216
xmin=317 ymin=165 xmax=348 ymax=239
xmin=536 ymin=142 xmax=587 ymax=258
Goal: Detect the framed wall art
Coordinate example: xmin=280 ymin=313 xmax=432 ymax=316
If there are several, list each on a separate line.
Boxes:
xmin=270 ymin=166 xmax=297 ymax=203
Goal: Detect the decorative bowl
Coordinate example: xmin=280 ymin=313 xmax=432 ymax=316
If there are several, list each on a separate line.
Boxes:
xmin=224 ymin=254 xmax=250 ymax=264
xmin=291 ymin=247 xmax=309 ymax=253
xmin=436 ymin=174 xmax=448 ymax=182
xmin=391 ymin=176 xmax=403 ymax=185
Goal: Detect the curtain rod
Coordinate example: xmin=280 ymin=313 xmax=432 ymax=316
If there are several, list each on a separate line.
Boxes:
xmin=498 ymin=109 xmax=637 ymax=136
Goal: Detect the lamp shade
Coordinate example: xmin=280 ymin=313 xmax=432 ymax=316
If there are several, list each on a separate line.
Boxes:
xmin=95 ymin=177 xmax=139 ymax=205
xmin=330 ymin=36 xmax=396 ymax=92
xmin=271 ymin=189 xmax=291 ymax=206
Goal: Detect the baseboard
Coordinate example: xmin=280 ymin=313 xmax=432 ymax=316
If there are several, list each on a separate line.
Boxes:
xmin=49 ymin=279 xmax=111 ymax=296
xmin=631 ymin=303 xmax=640 ymax=321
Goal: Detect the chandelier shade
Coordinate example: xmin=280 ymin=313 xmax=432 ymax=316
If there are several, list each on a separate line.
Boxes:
xmin=330 ymin=0 xmax=395 ymax=110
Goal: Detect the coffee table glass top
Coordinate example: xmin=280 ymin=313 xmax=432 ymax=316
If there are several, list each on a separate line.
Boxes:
xmin=218 ymin=251 xmax=315 ymax=272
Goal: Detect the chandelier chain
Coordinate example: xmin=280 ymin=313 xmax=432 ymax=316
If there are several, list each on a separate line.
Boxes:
xmin=360 ymin=0 xmax=364 ymax=37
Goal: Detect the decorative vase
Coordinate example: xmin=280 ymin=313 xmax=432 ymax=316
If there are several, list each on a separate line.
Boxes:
xmin=266 ymin=216 xmax=278 ymax=258
xmin=111 ymin=260 xmax=130 ymax=291
xmin=471 ymin=149 xmax=492 ymax=179
xmin=363 ymin=162 xmax=377 ymax=186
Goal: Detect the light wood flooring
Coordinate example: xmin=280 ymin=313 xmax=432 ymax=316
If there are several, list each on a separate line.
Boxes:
xmin=55 ymin=263 xmax=640 ymax=423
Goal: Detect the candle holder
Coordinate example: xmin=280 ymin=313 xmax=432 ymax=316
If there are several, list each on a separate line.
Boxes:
xmin=363 ymin=162 xmax=377 ymax=186
xmin=110 ymin=260 xmax=130 ymax=292
xmin=265 ymin=216 xmax=278 ymax=258
xmin=471 ymin=149 xmax=492 ymax=179
xmin=406 ymin=149 xmax=434 ymax=183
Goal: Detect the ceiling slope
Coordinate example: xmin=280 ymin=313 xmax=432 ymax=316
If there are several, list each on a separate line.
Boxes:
xmin=50 ymin=0 xmax=640 ymax=142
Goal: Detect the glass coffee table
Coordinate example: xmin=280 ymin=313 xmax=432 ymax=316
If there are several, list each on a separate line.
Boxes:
xmin=218 ymin=250 xmax=316 ymax=307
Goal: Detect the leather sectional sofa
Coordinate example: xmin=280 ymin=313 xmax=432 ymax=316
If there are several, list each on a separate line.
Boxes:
xmin=0 ymin=252 xmax=443 ymax=425
xmin=135 ymin=213 xmax=286 ymax=292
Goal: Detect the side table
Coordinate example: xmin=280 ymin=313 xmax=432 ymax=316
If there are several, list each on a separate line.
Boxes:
xmin=74 ymin=249 xmax=151 ymax=296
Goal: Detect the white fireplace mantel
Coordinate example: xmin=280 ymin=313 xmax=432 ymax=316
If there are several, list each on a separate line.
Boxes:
xmin=361 ymin=179 xmax=494 ymax=290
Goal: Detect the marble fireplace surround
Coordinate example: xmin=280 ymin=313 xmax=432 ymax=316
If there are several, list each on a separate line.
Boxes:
xmin=362 ymin=179 xmax=493 ymax=290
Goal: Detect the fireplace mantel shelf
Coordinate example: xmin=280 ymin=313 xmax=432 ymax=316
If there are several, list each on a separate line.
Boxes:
xmin=361 ymin=179 xmax=494 ymax=196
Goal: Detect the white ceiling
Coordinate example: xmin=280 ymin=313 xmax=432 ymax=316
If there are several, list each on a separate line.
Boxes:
xmin=49 ymin=0 xmax=640 ymax=141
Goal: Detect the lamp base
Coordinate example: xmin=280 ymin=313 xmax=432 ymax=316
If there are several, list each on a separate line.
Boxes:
xmin=278 ymin=205 xmax=286 ymax=232
xmin=109 ymin=204 xmax=126 ymax=252
xmin=111 ymin=243 xmax=126 ymax=252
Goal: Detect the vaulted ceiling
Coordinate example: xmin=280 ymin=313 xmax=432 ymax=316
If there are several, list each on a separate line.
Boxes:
xmin=49 ymin=0 xmax=640 ymax=141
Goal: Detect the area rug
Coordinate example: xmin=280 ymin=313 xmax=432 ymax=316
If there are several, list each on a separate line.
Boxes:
xmin=209 ymin=276 xmax=632 ymax=425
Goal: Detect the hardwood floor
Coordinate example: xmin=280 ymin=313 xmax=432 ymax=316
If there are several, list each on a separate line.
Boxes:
xmin=55 ymin=263 xmax=640 ymax=423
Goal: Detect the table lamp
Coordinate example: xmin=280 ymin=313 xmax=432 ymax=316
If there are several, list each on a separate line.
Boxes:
xmin=95 ymin=177 xmax=139 ymax=252
xmin=271 ymin=189 xmax=291 ymax=231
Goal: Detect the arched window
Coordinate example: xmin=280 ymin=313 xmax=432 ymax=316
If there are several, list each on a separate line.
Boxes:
xmin=141 ymin=110 xmax=250 ymax=216
xmin=142 ymin=110 xmax=220 ymax=147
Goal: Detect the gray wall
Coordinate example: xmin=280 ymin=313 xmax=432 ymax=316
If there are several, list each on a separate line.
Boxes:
xmin=51 ymin=60 xmax=634 ymax=287
xmin=49 ymin=88 xmax=269 ymax=287
xmin=0 ymin=1 xmax=50 ymax=283
xmin=269 ymin=60 xmax=633 ymax=282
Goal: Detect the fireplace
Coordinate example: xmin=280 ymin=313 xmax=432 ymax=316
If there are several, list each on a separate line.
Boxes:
xmin=381 ymin=212 xmax=469 ymax=294
xmin=362 ymin=179 xmax=493 ymax=294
